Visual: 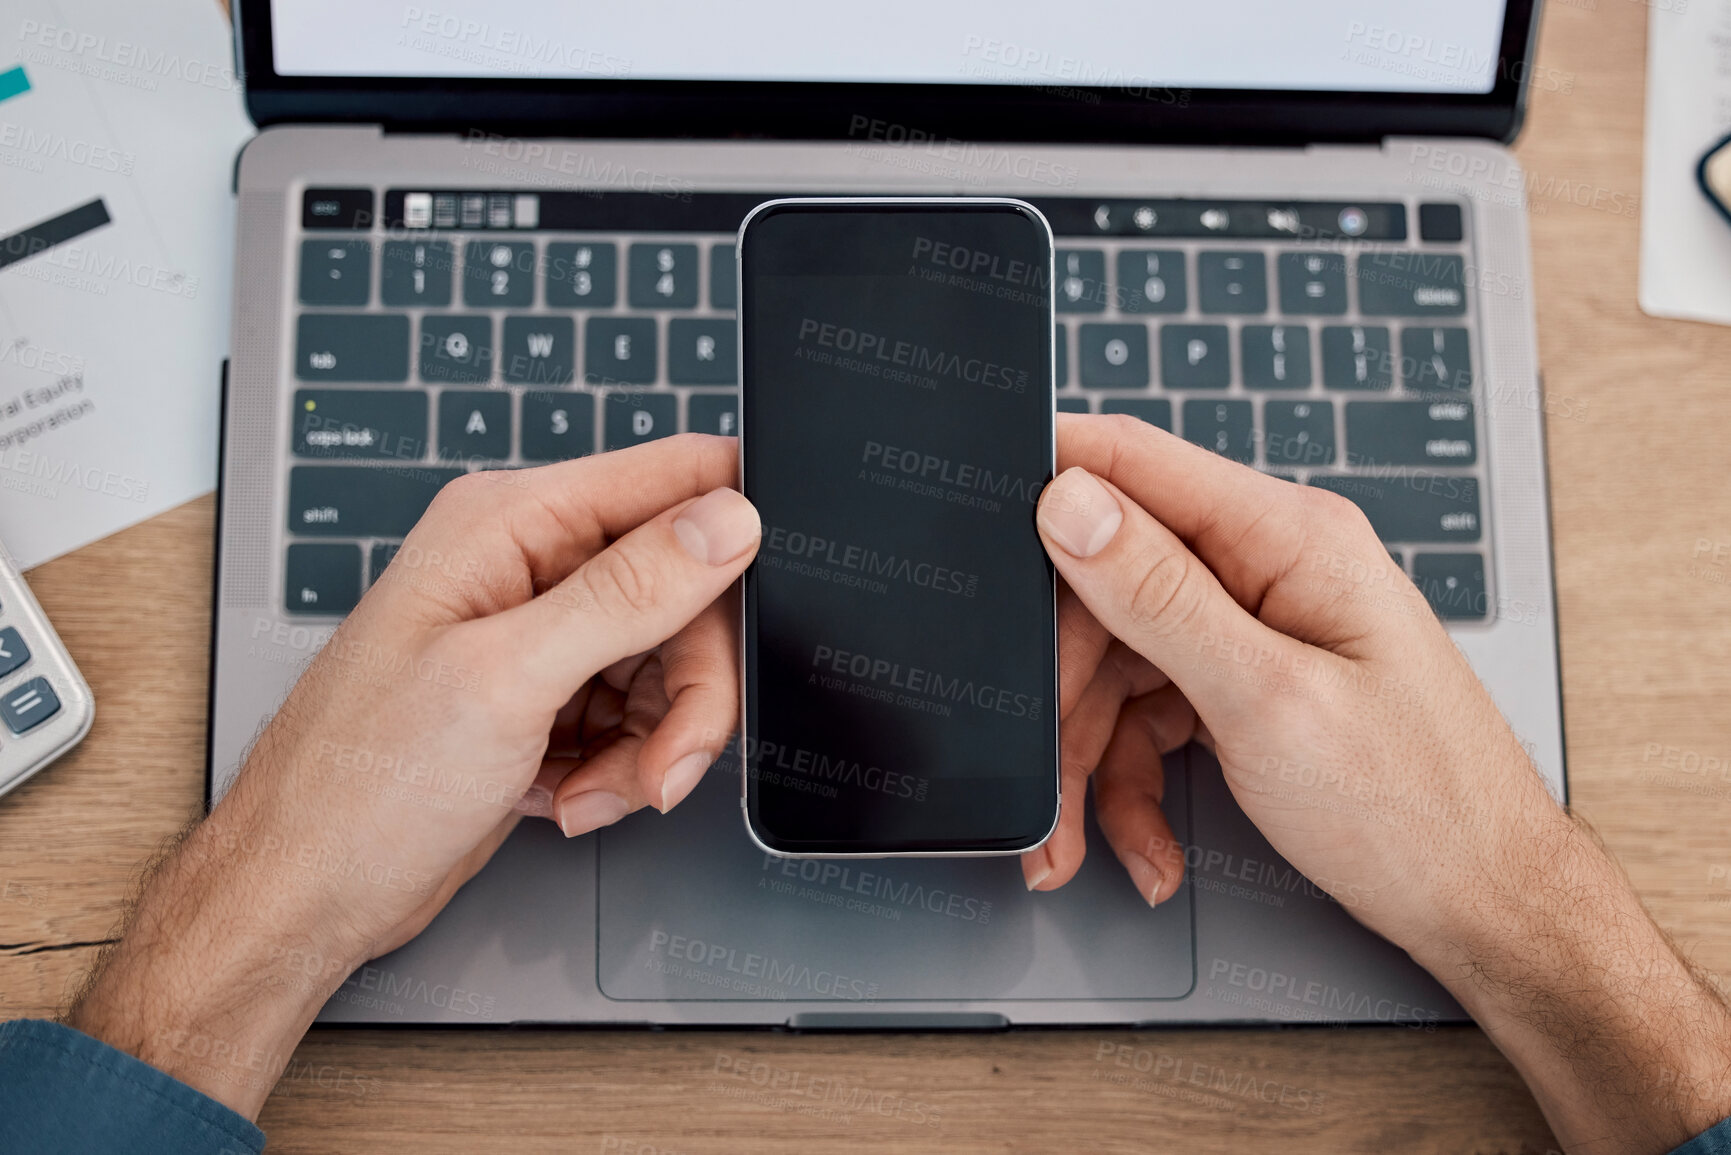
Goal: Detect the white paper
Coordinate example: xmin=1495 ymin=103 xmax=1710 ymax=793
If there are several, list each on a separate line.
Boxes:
xmin=1638 ymin=0 xmax=1731 ymax=325
xmin=0 ymin=0 xmax=253 ymax=568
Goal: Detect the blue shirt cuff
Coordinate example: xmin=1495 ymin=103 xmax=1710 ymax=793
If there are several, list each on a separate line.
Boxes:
xmin=0 ymin=1019 xmax=265 ymax=1155
xmin=1671 ymin=1115 xmax=1731 ymax=1155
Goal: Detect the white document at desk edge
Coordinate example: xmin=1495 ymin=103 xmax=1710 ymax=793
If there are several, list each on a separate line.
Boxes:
xmin=0 ymin=0 xmax=253 ymax=569
xmin=1639 ymin=0 xmax=1731 ymax=326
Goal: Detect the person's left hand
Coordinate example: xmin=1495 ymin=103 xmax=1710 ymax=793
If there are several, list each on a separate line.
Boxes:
xmin=68 ymin=435 xmax=760 ymax=1117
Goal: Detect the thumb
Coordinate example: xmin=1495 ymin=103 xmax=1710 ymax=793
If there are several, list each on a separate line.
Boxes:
xmin=1035 ymin=467 xmax=1325 ymax=733
xmin=480 ymin=487 xmax=760 ymax=708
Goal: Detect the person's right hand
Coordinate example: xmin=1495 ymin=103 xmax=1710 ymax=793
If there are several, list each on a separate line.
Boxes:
xmin=1024 ymin=413 xmax=1565 ymax=960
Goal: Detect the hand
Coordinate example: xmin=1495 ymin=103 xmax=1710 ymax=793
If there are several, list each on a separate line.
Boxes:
xmin=1024 ymin=413 xmax=1731 ymax=1153
xmin=67 ymin=435 xmax=761 ymax=1118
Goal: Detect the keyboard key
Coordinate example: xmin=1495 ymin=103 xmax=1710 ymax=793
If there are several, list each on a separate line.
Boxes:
xmin=419 ymin=316 xmax=495 ymax=384
xmin=1056 ymin=324 xmax=1069 ymax=387
xmin=0 ymin=678 xmax=59 ymax=734
xmin=1309 ymin=473 xmax=1481 ymax=542
xmin=546 ymin=242 xmax=618 ymax=308
xmin=501 ymin=316 xmax=575 ymax=386
xmin=585 ymin=317 xmax=658 ymax=385
xmin=668 ymin=318 xmax=737 ymax=385
xmin=285 ymin=543 xmax=362 ymax=616
xmin=1321 ymin=326 xmax=1393 ymax=391
xmin=1418 ymin=203 xmax=1465 ymax=243
xmin=299 ymin=239 xmax=371 ymax=306
xmin=297 ymin=314 xmax=410 ymax=383
xmin=1078 ymin=323 xmax=1149 ymax=388
xmin=464 ymin=241 xmax=537 ymax=307
xmin=0 ymin=627 xmax=29 ymax=679
xmin=1056 ymin=397 xmax=1091 ymax=413
xmin=1263 ymin=400 xmax=1336 ymax=469
xmin=521 ymin=391 xmax=596 ymax=461
xmin=302 ymin=188 xmax=374 ymax=231
xmin=710 ymin=243 xmax=737 ymax=309
xmin=1101 ymin=398 xmax=1172 ymax=431
xmin=1242 ymin=325 xmax=1312 ymax=390
xmin=292 ymin=390 xmax=428 ymax=460
xmin=380 ymin=240 xmax=454 ymax=307
xmin=1197 ymin=252 xmax=1267 ymax=314
xmin=1160 ymin=325 xmax=1230 ymax=389
xmin=368 ymin=543 xmax=401 ymax=586
xmin=287 ymin=466 xmax=462 ymax=536
xmin=1400 ymin=327 xmax=1473 ymax=392
xmin=603 ymin=391 xmax=677 ymax=450
xmin=1055 ymin=250 xmax=1107 ymax=313
xmin=1116 ymin=250 xmax=1187 ymax=314
xmin=687 ymin=392 xmax=738 ymax=436
xmin=1356 ymin=252 xmax=1467 ymax=316
xmin=1345 ymin=400 xmax=1476 ymax=466
xmin=1413 ymin=552 xmax=1488 ymax=620
xmin=1182 ymin=399 xmax=1254 ymax=463
xmin=1276 ymin=252 xmax=1347 ymax=315
xmin=628 ymin=243 xmax=700 ymax=308
xmin=438 ymin=391 xmax=512 ymax=463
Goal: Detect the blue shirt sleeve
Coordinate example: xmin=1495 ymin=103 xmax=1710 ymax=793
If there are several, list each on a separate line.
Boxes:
xmin=0 ymin=1019 xmax=265 ymax=1155
xmin=1674 ymin=1116 xmax=1731 ymax=1155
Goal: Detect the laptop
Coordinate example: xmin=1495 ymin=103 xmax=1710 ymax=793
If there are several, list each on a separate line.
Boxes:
xmin=211 ymin=0 xmax=1563 ymax=1028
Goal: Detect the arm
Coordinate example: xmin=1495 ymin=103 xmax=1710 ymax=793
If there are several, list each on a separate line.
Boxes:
xmin=1031 ymin=413 xmax=1731 ymax=1154
xmin=57 ymin=435 xmax=760 ymax=1122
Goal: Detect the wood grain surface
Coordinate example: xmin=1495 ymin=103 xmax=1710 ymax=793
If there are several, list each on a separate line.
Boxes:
xmin=1 ymin=1 xmax=1720 ymax=1150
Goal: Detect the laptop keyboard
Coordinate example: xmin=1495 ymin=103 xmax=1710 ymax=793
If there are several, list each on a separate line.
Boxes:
xmin=283 ymin=190 xmax=1490 ymax=623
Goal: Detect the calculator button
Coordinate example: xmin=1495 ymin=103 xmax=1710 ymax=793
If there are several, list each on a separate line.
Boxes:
xmin=1 ymin=678 xmax=59 ymax=734
xmin=286 ymin=543 xmax=362 ymax=615
xmin=0 ymin=627 xmax=28 ymax=679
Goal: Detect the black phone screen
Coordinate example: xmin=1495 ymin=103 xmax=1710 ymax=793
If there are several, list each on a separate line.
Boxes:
xmin=739 ymin=200 xmax=1058 ymax=855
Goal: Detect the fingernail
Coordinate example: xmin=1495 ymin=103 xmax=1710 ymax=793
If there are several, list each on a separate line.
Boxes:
xmin=1025 ymin=859 xmax=1053 ymax=891
xmin=555 ymin=790 xmax=631 ymax=838
xmin=514 ymin=784 xmax=554 ymax=819
xmin=1038 ymin=469 xmax=1122 ymax=559
xmin=674 ymin=489 xmax=761 ymax=566
xmin=1122 ymin=852 xmax=1165 ymax=907
xmin=659 ymin=751 xmax=714 ymax=812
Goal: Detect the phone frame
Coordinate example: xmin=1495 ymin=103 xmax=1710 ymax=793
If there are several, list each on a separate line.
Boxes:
xmin=735 ymin=196 xmax=1061 ymax=860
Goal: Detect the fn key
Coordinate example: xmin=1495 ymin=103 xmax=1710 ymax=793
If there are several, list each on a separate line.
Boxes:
xmin=286 ymin=543 xmax=362 ymax=615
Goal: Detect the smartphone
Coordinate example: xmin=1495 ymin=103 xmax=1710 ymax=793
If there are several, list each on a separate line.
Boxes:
xmin=737 ymin=197 xmax=1059 ymax=858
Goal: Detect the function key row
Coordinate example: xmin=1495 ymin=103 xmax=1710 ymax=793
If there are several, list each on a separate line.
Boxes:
xmin=296 ymin=313 xmax=735 ymax=386
xmin=1060 ymin=323 xmax=1470 ymax=392
xmin=1056 ymin=249 xmax=1467 ymax=317
xmin=299 ymin=239 xmax=737 ymax=311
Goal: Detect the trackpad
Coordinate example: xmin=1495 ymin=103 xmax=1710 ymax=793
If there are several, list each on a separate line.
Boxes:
xmin=597 ymin=750 xmax=1194 ymax=1003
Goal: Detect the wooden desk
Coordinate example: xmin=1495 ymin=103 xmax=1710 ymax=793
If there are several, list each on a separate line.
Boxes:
xmin=1 ymin=2 xmax=1720 ymax=1150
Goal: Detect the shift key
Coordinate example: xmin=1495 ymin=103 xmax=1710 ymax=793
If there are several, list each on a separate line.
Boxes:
xmin=288 ymin=466 xmax=461 ymax=536
xmin=1309 ymin=473 xmax=1480 ymax=542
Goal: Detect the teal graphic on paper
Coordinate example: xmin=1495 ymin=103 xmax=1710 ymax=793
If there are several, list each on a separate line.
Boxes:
xmin=0 ymin=66 xmax=29 ymax=104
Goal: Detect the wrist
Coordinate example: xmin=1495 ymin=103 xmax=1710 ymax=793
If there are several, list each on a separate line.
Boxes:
xmin=1412 ymin=809 xmax=1731 ymax=1153
xmin=67 ymin=811 xmax=367 ymax=1119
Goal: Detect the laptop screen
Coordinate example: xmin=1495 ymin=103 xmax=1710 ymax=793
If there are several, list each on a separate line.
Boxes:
xmin=269 ymin=0 xmax=1508 ymax=96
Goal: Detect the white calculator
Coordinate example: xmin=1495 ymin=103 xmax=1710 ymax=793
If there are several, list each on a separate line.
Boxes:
xmin=0 ymin=541 xmax=93 ymax=799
